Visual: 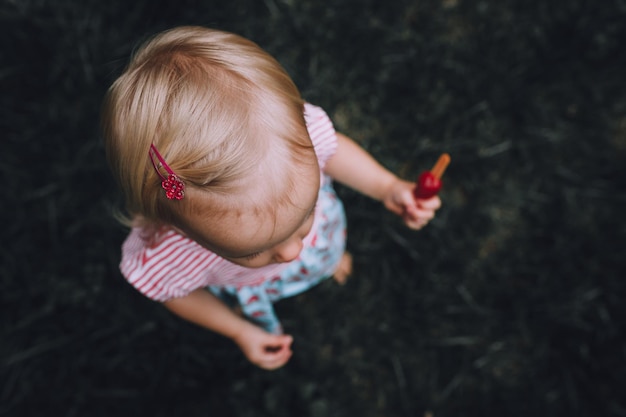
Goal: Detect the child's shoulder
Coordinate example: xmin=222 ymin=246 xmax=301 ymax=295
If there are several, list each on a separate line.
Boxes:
xmin=303 ymin=102 xmax=331 ymax=127
xmin=304 ymin=103 xmax=337 ymax=168
xmin=122 ymin=224 xmax=187 ymax=260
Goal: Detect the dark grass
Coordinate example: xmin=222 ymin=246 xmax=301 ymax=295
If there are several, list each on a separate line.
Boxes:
xmin=2 ymin=0 xmax=626 ymax=416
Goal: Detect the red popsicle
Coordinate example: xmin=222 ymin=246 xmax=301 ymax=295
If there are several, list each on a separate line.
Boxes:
xmin=413 ymin=153 xmax=451 ymax=199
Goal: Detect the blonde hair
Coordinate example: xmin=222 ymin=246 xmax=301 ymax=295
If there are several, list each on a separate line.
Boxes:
xmin=101 ymin=26 xmax=314 ymax=228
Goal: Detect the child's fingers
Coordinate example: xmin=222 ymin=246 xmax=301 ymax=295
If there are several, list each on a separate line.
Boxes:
xmin=237 ymin=328 xmax=294 ymax=370
xmin=258 ymin=349 xmax=292 ymax=370
xmin=384 ymin=181 xmax=441 ymax=229
xmin=415 ymin=195 xmax=441 ymax=210
xmin=403 ymin=197 xmax=440 ymax=229
xmin=406 ymin=196 xmax=439 ymax=217
xmin=262 ymin=334 xmax=293 ymax=353
xmin=414 ymin=207 xmax=436 ymax=221
xmin=403 ymin=213 xmax=431 ymax=230
xmin=391 ymin=188 xmax=420 ymax=214
xmin=258 ymin=335 xmax=293 ymax=370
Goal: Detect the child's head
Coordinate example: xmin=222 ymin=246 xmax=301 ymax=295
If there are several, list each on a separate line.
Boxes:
xmin=102 ymin=26 xmax=320 ymax=265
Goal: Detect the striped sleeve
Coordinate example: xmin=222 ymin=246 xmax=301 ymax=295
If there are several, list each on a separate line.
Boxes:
xmin=120 ymin=228 xmax=222 ymax=302
xmin=120 ymin=228 xmax=290 ymax=301
xmin=304 ymin=103 xmax=338 ymax=170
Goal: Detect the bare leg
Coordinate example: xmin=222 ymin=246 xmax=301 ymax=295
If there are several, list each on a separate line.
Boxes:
xmin=332 ymin=252 xmax=353 ymax=285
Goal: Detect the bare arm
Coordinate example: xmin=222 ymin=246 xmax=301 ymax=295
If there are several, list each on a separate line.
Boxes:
xmin=324 ymin=132 xmax=441 ymax=229
xmin=163 ymin=289 xmax=293 ymax=370
xmin=324 ymin=133 xmax=397 ymax=200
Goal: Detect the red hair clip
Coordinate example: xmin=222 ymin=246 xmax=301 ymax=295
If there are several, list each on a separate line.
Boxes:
xmin=148 ymin=144 xmax=185 ymax=200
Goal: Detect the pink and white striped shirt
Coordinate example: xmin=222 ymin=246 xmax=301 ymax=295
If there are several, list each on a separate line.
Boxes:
xmin=120 ymin=103 xmax=338 ymax=302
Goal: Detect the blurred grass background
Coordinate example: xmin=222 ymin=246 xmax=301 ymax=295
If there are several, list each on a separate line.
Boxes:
xmin=2 ymin=0 xmax=626 ymax=416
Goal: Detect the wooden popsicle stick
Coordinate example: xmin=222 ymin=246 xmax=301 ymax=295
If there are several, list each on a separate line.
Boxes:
xmin=431 ymin=153 xmax=451 ymax=179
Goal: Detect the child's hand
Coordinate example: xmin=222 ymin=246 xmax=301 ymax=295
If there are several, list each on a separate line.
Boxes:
xmin=383 ymin=179 xmax=441 ymax=230
xmin=232 ymin=322 xmax=294 ymax=370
